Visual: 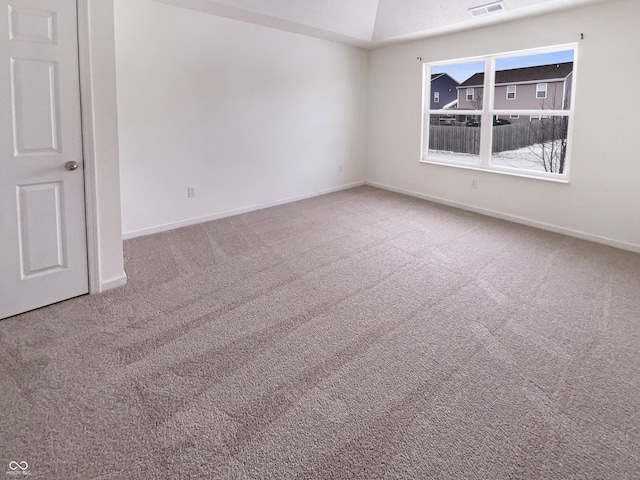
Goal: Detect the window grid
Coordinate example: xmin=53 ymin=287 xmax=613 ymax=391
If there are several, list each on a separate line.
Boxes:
xmin=536 ymin=83 xmax=548 ymax=98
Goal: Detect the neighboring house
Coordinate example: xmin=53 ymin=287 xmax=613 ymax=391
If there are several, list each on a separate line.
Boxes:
xmin=456 ymin=62 xmax=573 ymax=122
xmin=430 ymin=73 xmax=459 ymax=109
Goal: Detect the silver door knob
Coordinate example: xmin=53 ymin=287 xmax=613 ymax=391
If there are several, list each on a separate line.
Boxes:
xmin=65 ymin=161 xmax=79 ymax=171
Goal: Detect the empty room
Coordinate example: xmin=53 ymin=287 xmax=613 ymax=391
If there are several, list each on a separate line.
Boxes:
xmin=1 ymin=0 xmax=639 ymax=478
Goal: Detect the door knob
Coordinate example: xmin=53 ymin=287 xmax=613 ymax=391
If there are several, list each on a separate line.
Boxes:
xmin=65 ymin=161 xmax=79 ymax=171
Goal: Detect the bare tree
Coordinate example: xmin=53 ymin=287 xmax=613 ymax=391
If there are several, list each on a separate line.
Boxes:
xmin=527 ymin=88 xmax=569 ymax=174
xmin=469 ymin=90 xmax=484 ymax=122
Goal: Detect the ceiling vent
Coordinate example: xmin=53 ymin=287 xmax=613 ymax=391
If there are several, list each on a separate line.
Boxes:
xmin=469 ymin=1 xmax=506 ymax=17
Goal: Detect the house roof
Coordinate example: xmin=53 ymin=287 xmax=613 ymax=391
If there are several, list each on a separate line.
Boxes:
xmin=431 ymin=72 xmax=459 ymax=84
xmin=459 ymin=62 xmax=573 ymax=87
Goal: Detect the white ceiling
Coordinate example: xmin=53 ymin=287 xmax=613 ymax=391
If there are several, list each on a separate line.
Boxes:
xmin=155 ymin=0 xmax=608 ymax=48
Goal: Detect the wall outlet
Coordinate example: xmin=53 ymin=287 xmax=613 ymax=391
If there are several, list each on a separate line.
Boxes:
xmin=471 ymin=180 xmax=478 ymax=189
xmin=187 ymin=185 xmax=196 ymax=198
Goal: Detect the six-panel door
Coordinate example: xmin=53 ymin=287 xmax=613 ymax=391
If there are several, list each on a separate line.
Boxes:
xmin=0 ymin=0 xmax=88 ymax=319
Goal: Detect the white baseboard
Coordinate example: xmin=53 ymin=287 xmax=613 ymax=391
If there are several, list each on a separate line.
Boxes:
xmin=366 ymin=181 xmax=640 ymax=254
xmin=122 ymin=182 xmax=366 ymax=240
xmin=99 ymin=272 xmax=128 ymax=292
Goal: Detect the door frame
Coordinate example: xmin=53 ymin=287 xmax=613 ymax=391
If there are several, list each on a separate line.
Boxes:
xmin=76 ymin=0 xmax=124 ymax=294
xmin=76 ymin=0 xmax=99 ymax=294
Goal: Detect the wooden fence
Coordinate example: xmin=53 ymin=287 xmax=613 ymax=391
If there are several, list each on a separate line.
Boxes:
xmin=429 ymin=119 xmax=567 ymax=154
xmin=428 ymin=125 xmax=481 ymax=155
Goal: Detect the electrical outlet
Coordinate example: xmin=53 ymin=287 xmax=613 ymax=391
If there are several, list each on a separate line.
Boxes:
xmin=187 ymin=186 xmax=196 ymax=198
xmin=471 ymin=180 xmax=478 ymax=189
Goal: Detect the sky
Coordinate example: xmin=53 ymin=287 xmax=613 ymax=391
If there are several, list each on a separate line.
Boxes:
xmin=432 ymin=49 xmax=574 ymax=83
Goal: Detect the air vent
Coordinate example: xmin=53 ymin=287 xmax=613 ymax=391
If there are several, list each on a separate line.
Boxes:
xmin=469 ymin=1 xmax=506 ymax=17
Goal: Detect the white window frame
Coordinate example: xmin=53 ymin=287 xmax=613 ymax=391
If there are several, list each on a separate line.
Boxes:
xmin=434 ymin=91 xmax=440 ymax=103
xmin=510 ymin=114 xmax=520 ymax=119
xmin=530 ymin=114 xmax=551 ymax=121
xmin=536 ymin=83 xmax=548 ymax=99
xmin=466 ymin=88 xmax=474 ymax=101
xmin=506 ymin=85 xmax=516 ymax=100
xmin=421 ymin=44 xmax=577 ymax=182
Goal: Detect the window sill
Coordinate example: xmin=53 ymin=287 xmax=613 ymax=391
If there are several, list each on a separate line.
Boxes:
xmin=420 ymin=158 xmax=570 ymax=183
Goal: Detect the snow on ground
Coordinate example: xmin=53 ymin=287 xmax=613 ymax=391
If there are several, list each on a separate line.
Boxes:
xmin=429 ymin=142 xmax=564 ymax=173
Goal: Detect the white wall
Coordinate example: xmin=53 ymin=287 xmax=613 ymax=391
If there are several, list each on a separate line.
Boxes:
xmin=367 ymin=0 xmax=640 ymax=252
xmin=115 ymin=0 xmax=368 ymax=237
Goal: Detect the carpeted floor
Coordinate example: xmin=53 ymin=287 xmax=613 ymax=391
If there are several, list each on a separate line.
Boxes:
xmin=1 ymin=186 xmax=639 ymax=479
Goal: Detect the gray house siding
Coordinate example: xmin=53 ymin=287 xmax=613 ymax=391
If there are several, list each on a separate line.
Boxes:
xmin=457 ymin=86 xmax=483 ymax=110
xmin=565 ymin=71 xmax=573 ymax=108
xmin=457 ymin=81 xmax=567 ymax=110
xmin=498 ymin=82 xmax=565 ymax=109
xmin=455 ymin=62 xmax=573 ymax=124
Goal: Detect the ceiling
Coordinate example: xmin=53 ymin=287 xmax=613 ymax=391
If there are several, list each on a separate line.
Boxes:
xmin=155 ymin=0 xmax=608 ymax=48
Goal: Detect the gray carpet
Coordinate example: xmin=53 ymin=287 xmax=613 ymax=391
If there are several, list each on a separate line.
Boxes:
xmin=1 ymin=186 xmax=639 ymax=479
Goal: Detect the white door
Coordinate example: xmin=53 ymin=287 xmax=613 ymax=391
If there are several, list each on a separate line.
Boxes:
xmin=0 ymin=0 xmax=88 ymax=319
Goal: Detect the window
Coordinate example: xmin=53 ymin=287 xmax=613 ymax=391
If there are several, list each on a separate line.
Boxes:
xmin=434 ymin=91 xmax=440 ymax=103
xmin=422 ymin=45 xmax=576 ymax=180
xmin=424 ymin=61 xmax=485 ymax=165
xmin=466 ymin=88 xmax=474 ymax=101
xmin=536 ymin=83 xmax=548 ymax=98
